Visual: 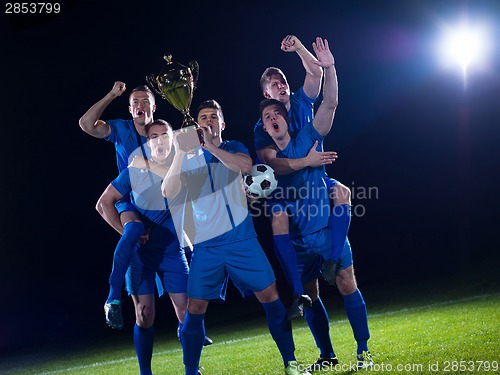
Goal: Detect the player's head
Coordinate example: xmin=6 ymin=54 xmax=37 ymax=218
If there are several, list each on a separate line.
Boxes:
xmin=259 ymin=99 xmax=291 ymax=142
xmin=129 ymin=85 xmax=156 ymax=127
xmin=196 ymin=99 xmax=225 ymax=138
xmin=145 ymin=119 xmax=173 ymax=163
xmin=260 ymin=67 xmax=291 ymax=105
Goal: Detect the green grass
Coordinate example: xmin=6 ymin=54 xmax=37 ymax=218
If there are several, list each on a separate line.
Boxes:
xmin=2 ymin=275 xmax=499 ymax=375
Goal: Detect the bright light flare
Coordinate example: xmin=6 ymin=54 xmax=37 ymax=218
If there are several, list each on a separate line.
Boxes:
xmin=436 ymin=22 xmax=491 ymax=82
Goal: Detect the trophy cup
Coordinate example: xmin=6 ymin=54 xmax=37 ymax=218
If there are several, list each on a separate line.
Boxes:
xmin=147 ymin=53 xmax=204 ymax=151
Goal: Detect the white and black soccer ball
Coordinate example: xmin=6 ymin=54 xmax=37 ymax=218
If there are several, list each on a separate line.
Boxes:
xmin=244 ymin=164 xmax=278 ymax=198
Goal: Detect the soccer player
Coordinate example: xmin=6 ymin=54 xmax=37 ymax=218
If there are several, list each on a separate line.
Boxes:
xmin=79 ymin=83 xmax=211 ymax=344
xmin=162 ymin=100 xmax=311 ymax=375
xmin=96 ymin=120 xmax=189 ymax=375
xmin=260 ymin=37 xmax=374 ymax=370
xmin=254 ymin=35 xmax=351 ymax=319
xmin=79 ymin=82 xmax=156 ymax=329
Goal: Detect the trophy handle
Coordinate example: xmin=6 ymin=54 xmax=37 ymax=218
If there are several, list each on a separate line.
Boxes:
xmin=189 ymin=60 xmax=199 ymax=90
xmin=146 ymin=74 xmax=163 ymax=96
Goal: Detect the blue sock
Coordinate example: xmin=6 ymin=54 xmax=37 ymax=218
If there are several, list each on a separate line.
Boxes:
xmin=343 ymin=289 xmax=370 ymax=354
xmin=182 ymin=312 xmax=205 ymax=375
xmin=133 ymin=324 xmax=154 ymax=375
xmin=273 ymin=235 xmax=304 ymax=296
xmin=107 ymin=221 xmax=144 ymax=303
xmin=329 ymin=204 xmax=351 ymax=261
xmin=262 ymin=299 xmax=295 ymax=367
xmin=304 ymin=297 xmax=335 ymax=358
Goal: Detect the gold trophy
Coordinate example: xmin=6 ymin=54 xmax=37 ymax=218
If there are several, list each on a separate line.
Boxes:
xmin=147 ymin=53 xmax=203 ymax=151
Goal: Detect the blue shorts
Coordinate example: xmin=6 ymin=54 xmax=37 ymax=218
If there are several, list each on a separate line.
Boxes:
xmin=125 ymin=241 xmax=189 ymax=297
xmin=115 ymin=195 xmax=139 ymax=215
xmin=292 ymin=228 xmax=354 ymax=282
xmin=295 ymin=246 xmax=322 ymax=286
xmin=188 ymin=237 xmax=276 ymax=300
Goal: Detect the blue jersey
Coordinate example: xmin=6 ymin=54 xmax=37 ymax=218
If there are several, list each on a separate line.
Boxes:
xmin=272 ymin=123 xmax=329 ymax=237
xmin=105 ymin=119 xmax=150 ymax=173
xmin=173 ymin=142 xmax=256 ymax=247
xmin=254 ymin=87 xmax=316 ymax=152
xmin=111 ymin=167 xmax=180 ymax=252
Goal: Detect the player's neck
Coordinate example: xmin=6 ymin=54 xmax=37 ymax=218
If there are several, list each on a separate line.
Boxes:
xmin=133 ymin=120 xmax=149 ymax=137
xmin=274 ymin=134 xmax=290 ymax=151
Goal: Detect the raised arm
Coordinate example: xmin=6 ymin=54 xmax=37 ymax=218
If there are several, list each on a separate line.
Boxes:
xmin=79 ymin=81 xmax=126 ymax=139
xmin=161 ymin=133 xmax=187 ymax=199
xmin=95 ymin=183 xmax=125 ymax=235
xmin=281 ymin=35 xmax=323 ymax=100
xmin=311 ymin=38 xmax=338 ymax=137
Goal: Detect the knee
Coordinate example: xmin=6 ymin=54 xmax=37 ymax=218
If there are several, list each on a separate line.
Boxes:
xmin=336 ymin=267 xmax=357 ymax=296
xmin=271 ymin=212 xmax=289 ymax=235
xmin=135 ymin=303 xmax=155 ymax=328
xmin=187 ymin=299 xmax=208 ymax=315
xmin=333 ymin=184 xmax=351 ymax=206
xmin=255 ymin=283 xmax=279 ymax=304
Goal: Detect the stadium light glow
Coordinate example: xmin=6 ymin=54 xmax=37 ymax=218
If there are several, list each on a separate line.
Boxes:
xmin=436 ymin=21 xmax=491 ymax=87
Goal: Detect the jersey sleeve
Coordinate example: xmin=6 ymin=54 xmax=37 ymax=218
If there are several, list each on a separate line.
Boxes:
xmin=225 ymin=140 xmax=251 ymax=157
xmin=104 ymin=119 xmax=122 ymax=143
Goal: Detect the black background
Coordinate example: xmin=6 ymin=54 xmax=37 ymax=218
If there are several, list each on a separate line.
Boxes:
xmin=1 ymin=0 xmax=499 ymax=358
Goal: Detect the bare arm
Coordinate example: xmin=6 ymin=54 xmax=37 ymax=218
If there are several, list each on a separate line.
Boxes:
xmin=161 ymin=134 xmax=187 ymax=199
xmin=79 ymin=81 xmax=126 ymax=139
xmin=95 ymin=183 xmax=125 ymax=235
xmin=257 ymin=142 xmax=337 ymax=176
xmin=128 ymin=156 xmax=169 ymax=178
xmin=281 ymin=35 xmax=323 ymax=100
xmin=311 ymin=38 xmax=338 ymax=137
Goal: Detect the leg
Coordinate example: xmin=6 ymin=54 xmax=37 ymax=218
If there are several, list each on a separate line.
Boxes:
xmin=323 ymin=182 xmax=351 ymax=285
xmin=169 ymin=292 xmax=188 ymax=324
xmin=254 ymin=283 xmax=298 ymax=370
xmin=105 ymin=210 xmax=144 ymax=329
xmin=329 ymin=183 xmax=351 ymax=261
xmin=337 ymin=265 xmax=372 ymax=368
xmin=272 ymin=211 xmax=304 ymax=296
xmin=303 ymin=280 xmax=337 ymax=362
xmin=131 ymin=294 xmax=156 ymax=375
xmin=272 ymin=211 xmax=311 ymax=319
xmin=182 ymin=298 xmax=209 ymax=375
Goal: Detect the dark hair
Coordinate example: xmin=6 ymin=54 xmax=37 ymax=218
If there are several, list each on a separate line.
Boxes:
xmin=259 ymin=67 xmax=287 ymax=91
xmin=196 ymin=99 xmax=224 ymax=122
xmin=145 ymin=119 xmax=172 ymax=137
xmin=259 ymin=98 xmax=288 ymax=120
xmin=130 ymin=85 xmax=156 ymax=103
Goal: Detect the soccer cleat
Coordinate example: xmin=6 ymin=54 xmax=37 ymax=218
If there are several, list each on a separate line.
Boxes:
xmin=305 ymin=357 xmax=339 ymax=372
xmin=321 ymin=258 xmax=341 ymax=286
xmin=104 ymin=300 xmax=124 ymax=330
xmin=357 ymin=350 xmax=374 ymax=370
xmin=285 ymin=360 xmax=312 ymax=375
xmin=287 ymin=294 xmax=313 ymax=320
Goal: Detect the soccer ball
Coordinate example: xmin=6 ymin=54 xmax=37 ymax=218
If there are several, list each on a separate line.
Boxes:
xmin=244 ymin=164 xmax=278 ymax=198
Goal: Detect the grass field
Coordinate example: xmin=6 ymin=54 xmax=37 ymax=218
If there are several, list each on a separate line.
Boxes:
xmin=2 ymin=274 xmax=499 ymax=375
